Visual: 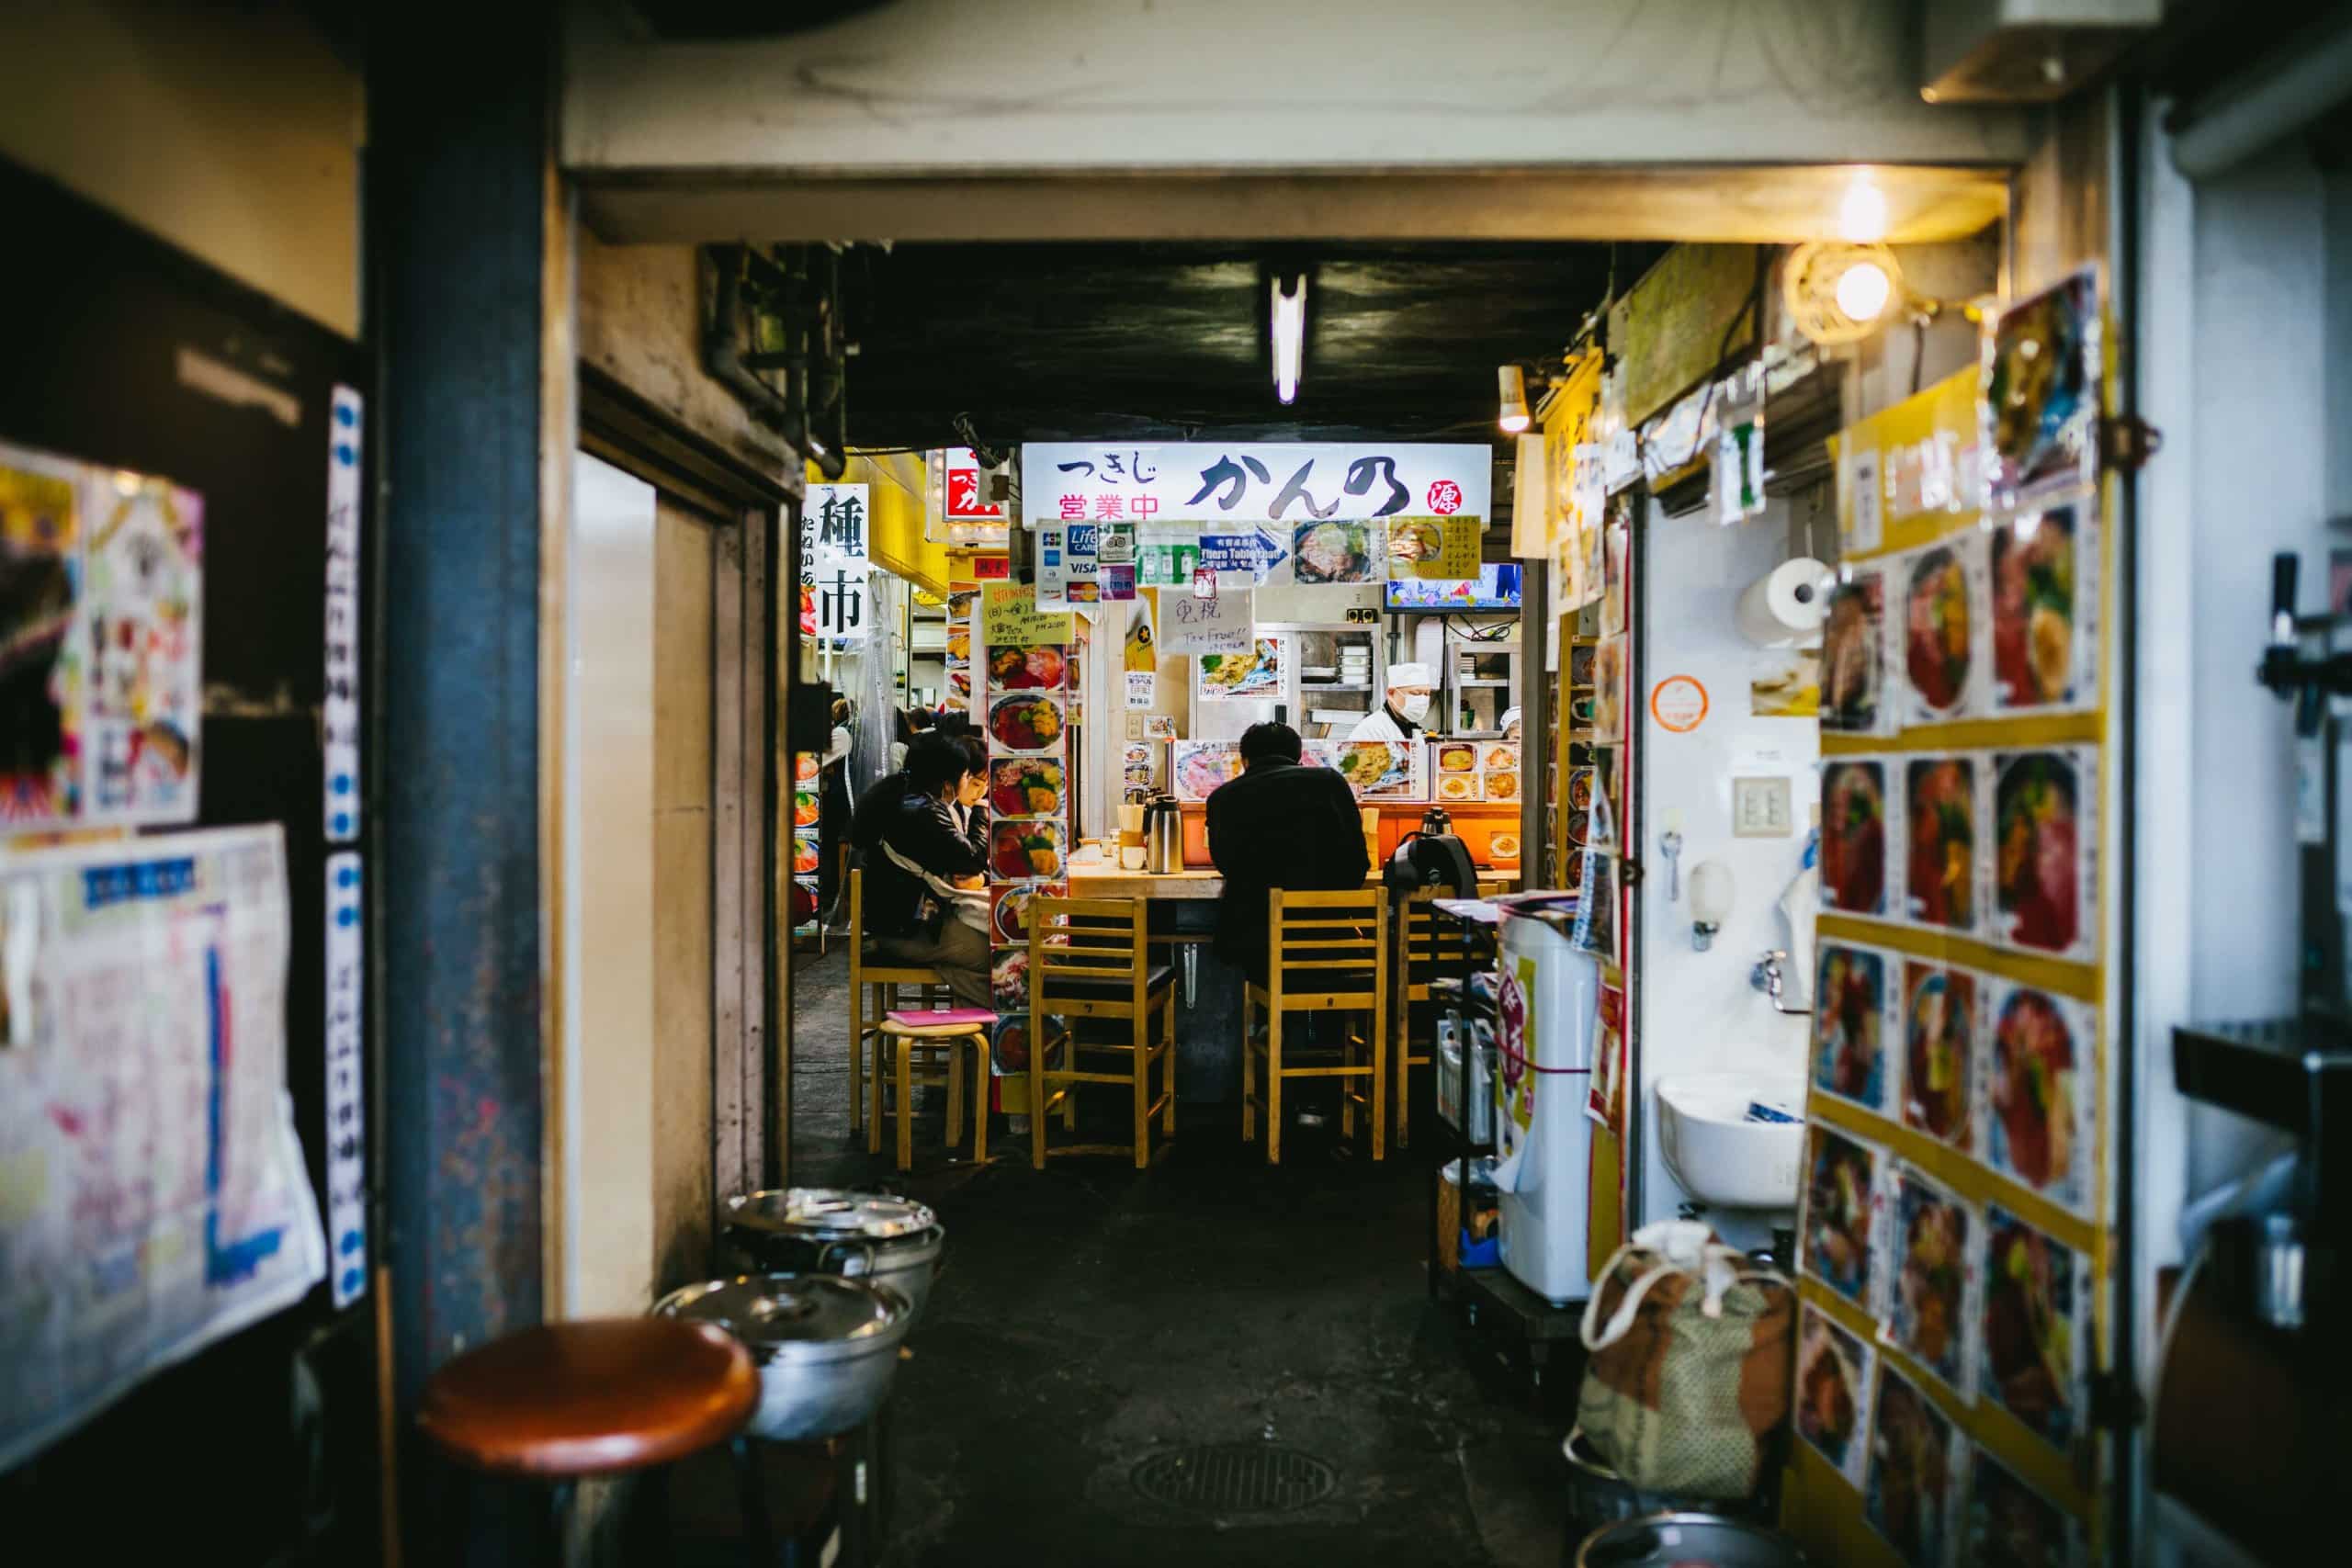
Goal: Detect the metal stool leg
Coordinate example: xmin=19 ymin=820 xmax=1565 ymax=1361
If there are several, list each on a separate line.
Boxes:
xmin=628 ymin=1461 xmax=674 ymax=1565
xmin=541 ymin=1477 xmax=577 ymax=1568
xmin=732 ymin=1436 xmax=775 ymax=1566
xmin=442 ymin=1456 xmax=476 ymax=1568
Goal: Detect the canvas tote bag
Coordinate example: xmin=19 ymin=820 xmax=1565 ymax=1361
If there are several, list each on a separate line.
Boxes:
xmin=1576 ymin=1219 xmax=1794 ymax=1500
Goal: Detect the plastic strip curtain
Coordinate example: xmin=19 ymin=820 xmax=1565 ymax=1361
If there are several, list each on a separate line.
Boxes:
xmin=850 ymin=570 xmax=904 ymax=797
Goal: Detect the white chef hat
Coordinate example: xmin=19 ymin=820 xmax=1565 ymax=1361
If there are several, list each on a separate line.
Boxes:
xmin=1498 ymin=706 xmax=1521 ymax=734
xmin=1385 ymin=661 xmax=1434 ymax=691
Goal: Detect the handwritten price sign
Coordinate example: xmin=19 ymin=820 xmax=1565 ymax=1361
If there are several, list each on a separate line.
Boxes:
xmin=1159 ymin=589 xmax=1254 ymax=656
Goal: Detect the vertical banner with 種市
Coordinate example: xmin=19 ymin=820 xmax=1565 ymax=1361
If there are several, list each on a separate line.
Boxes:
xmin=1786 ymin=267 xmax=2111 ymax=1568
xmin=803 ymin=482 xmax=869 ymax=642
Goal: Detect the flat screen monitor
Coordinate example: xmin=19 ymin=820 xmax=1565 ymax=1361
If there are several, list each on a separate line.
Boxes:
xmin=1384 ymin=562 xmax=1522 ymax=613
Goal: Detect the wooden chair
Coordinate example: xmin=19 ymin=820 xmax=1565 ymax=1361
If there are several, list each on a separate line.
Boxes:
xmin=1026 ymin=895 xmax=1177 ymax=1168
xmin=1393 ymin=886 xmax=1498 ymax=1149
xmin=1391 ymin=888 xmax=1441 ymax=1150
xmin=1243 ymin=888 xmax=1387 ymax=1165
xmin=873 ymin=1009 xmax=993 ymax=1171
xmin=846 ymin=865 xmax=944 ymax=1138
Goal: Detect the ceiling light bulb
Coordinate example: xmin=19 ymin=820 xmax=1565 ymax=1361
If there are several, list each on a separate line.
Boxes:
xmin=1838 ymin=178 xmax=1889 ymax=243
xmin=1271 ymin=275 xmax=1306 ymax=406
xmin=1835 ymin=260 xmax=1893 ymax=323
xmin=1497 ymin=364 xmax=1531 ymax=434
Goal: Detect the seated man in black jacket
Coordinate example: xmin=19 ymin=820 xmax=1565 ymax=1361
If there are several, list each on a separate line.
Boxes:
xmin=848 ymin=731 xmax=992 ymax=1008
xmin=1205 ymin=721 xmax=1370 ymax=987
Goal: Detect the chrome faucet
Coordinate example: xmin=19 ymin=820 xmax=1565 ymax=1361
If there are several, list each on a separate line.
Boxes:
xmin=1750 ymin=950 xmax=1811 ymax=1016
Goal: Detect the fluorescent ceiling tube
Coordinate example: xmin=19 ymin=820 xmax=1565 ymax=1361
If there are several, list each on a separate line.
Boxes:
xmin=1271 ymin=275 xmax=1306 ymax=406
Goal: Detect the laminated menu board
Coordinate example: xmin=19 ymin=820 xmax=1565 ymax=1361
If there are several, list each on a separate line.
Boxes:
xmin=1791 ymin=328 xmax=2109 ymax=1564
xmin=1306 ymin=738 xmax=1424 ymax=801
xmin=0 ymin=826 xmax=325 ymax=1470
xmin=0 ymin=441 xmax=204 ymax=830
xmin=1196 ymin=633 xmax=1286 ymax=701
xmin=1171 ymin=739 xmax=1244 ymax=802
xmin=1431 ymin=739 xmax=1521 ymax=806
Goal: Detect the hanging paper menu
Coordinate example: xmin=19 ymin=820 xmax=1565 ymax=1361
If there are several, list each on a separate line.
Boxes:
xmin=0 ymin=826 xmax=324 ymax=1470
xmin=0 ymin=442 xmax=204 ymax=831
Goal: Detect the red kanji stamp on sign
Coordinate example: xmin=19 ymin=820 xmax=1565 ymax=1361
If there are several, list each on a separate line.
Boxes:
xmin=1058 ymin=494 xmax=1089 ymax=520
xmin=1427 ymin=479 xmax=1464 ymax=515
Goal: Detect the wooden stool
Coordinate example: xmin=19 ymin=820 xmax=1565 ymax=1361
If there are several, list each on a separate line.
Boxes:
xmin=1243 ymin=887 xmax=1387 ymax=1165
xmin=1027 ymin=895 xmax=1177 ymax=1168
xmin=417 ymin=1317 xmax=761 ymax=1564
xmin=846 ymin=866 xmax=946 ymax=1135
xmin=874 ymin=1009 xmax=994 ymax=1171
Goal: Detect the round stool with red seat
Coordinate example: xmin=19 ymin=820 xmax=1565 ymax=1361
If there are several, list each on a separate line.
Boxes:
xmin=418 ymin=1317 xmax=764 ymax=1564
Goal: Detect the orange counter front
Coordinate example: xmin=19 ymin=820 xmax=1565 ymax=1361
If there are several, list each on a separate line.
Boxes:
xmin=1178 ymin=800 xmax=1521 ymax=877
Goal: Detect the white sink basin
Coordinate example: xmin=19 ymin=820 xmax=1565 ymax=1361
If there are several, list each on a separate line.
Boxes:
xmin=1658 ymin=1072 xmax=1805 ymax=1213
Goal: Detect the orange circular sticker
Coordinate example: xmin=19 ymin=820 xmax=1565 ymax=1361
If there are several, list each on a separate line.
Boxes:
xmin=1650 ymin=675 xmax=1710 ymax=732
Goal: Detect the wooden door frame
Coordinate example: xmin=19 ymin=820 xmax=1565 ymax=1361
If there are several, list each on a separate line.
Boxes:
xmin=577 ymin=363 xmax=788 ymax=1233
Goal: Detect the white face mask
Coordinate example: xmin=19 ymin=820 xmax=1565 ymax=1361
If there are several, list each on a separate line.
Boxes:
xmin=1396 ymin=691 xmax=1432 ymax=725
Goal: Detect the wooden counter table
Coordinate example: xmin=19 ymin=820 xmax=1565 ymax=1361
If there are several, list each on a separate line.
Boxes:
xmin=1065 ymin=863 xmax=1229 ymax=899
xmin=1063 ymin=863 xmax=1520 ymax=899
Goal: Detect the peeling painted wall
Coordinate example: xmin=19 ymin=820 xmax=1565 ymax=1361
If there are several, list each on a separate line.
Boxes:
xmin=576 ymin=232 xmax=798 ymax=481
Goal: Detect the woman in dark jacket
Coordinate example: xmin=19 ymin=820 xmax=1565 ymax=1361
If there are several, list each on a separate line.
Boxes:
xmin=851 ymin=731 xmax=991 ymax=1008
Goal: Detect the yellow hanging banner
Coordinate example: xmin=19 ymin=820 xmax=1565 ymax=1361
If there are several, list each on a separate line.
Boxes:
xmin=1543 ymin=350 xmax=1605 ymax=608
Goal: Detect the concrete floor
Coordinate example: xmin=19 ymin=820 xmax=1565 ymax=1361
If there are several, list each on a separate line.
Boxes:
xmin=786 ymin=946 xmax=1578 ymax=1567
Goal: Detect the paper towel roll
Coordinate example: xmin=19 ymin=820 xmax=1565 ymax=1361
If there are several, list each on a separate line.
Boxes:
xmin=1736 ymin=557 xmax=1829 ymax=647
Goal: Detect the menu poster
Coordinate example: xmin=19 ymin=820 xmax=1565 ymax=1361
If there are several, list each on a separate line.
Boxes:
xmin=1800 ymin=360 xmax=2111 ymax=1560
xmin=983 ymin=599 xmax=1072 ymax=1085
xmin=0 ymin=442 xmax=204 ymax=830
xmin=0 ymin=827 xmax=325 ymax=1471
xmin=981 ymin=581 xmax=1073 ymax=648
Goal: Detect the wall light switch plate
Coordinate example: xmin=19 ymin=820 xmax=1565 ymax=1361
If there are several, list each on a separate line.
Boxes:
xmin=1732 ymin=775 xmax=1794 ymax=838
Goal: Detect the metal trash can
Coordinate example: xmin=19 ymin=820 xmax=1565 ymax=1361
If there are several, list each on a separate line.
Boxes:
xmin=1572 ymin=1511 xmax=1804 ymax=1568
xmin=1562 ymin=1432 xmax=1780 ymax=1562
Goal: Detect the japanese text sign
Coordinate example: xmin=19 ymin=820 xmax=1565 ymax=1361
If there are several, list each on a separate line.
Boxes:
xmin=1159 ymin=588 xmax=1254 ymax=656
xmin=1023 ymin=442 xmax=1489 ymax=529
xmin=982 ymin=581 xmax=1073 ymax=647
xmin=802 ymin=482 xmax=869 ymax=640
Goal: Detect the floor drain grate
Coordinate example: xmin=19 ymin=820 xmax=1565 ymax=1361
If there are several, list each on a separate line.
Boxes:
xmin=1131 ymin=1443 xmax=1337 ymax=1514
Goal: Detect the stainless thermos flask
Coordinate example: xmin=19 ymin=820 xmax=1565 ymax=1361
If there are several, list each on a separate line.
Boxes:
xmin=1144 ymin=793 xmax=1182 ymax=874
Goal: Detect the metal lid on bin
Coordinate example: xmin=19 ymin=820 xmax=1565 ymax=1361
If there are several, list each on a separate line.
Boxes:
xmin=654 ymin=1275 xmax=908 ymax=1363
xmin=726 ymin=1187 xmax=936 ymax=1240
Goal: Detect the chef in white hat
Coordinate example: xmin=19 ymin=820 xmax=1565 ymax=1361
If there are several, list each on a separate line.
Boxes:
xmin=1350 ymin=660 xmax=1436 ymax=744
